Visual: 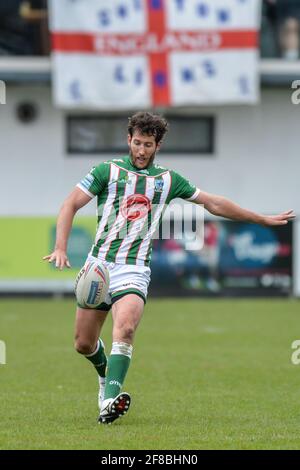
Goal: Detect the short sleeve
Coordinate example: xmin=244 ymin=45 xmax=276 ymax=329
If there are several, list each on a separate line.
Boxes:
xmin=170 ymin=171 xmax=200 ymax=201
xmin=77 ymin=163 xmax=109 ymax=197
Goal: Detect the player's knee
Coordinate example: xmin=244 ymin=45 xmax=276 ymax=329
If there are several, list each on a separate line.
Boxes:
xmin=74 ymin=338 xmax=94 ymax=355
xmin=115 ymin=324 xmax=135 ymax=343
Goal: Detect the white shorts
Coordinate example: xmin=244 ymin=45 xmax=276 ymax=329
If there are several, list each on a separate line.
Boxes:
xmin=82 ymin=256 xmax=151 ymax=311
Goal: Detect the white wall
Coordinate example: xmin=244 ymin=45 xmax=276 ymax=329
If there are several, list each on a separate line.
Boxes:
xmin=0 ymin=84 xmax=298 ymax=217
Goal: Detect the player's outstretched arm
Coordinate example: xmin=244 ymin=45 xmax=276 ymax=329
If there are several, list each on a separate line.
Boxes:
xmin=194 ymin=190 xmax=295 ymax=226
xmin=43 ymin=187 xmax=92 ymax=270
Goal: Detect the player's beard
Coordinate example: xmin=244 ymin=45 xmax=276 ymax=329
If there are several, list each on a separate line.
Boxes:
xmin=129 ymin=149 xmax=156 ymax=169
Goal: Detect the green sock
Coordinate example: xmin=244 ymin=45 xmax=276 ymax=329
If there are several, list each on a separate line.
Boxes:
xmin=85 ymin=339 xmax=107 ymax=377
xmin=104 ymin=342 xmax=133 ymax=400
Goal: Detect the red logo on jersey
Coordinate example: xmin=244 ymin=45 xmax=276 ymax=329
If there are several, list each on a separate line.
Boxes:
xmin=121 ymin=194 xmax=151 ymax=221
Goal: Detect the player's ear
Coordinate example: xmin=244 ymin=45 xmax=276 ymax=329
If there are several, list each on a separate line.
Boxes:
xmin=127 ymin=134 xmax=132 ymax=146
xmin=156 ymin=141 xmax=162 ymax=152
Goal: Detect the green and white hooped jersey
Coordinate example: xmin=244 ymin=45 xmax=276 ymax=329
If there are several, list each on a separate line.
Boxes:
xmin=77 ymin=155 xmax=200 ymax=267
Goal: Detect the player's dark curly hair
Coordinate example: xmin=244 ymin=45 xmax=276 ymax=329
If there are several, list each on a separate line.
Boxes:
xmin=128 ymin=111 xmax=169 ymax=144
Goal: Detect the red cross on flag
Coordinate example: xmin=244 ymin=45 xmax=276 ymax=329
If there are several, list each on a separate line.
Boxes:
xmin=50 ymin=0 xmax=260 ymax=108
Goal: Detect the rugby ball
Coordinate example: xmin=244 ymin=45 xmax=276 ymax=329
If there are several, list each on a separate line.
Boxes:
xmin=75 ymin=260 xmax=110 ymax=308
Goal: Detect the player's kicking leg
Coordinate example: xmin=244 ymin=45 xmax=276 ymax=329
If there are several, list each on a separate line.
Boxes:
xmin=99 ymin=293 xmax=145 ymax=424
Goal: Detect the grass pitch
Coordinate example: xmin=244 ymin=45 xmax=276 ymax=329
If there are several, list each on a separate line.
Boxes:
xmin=0 ymin=298 xmax=300 ymax=450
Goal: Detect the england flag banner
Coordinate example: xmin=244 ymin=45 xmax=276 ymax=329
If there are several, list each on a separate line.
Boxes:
xmin=49 ymin=0 xmax=261 ymax=109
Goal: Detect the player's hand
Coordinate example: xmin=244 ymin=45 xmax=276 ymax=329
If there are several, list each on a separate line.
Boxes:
xmin=262 ymin=210 xmax=296 ymax=226
xmin=42 ymin=249 xmax=71 ymax=270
